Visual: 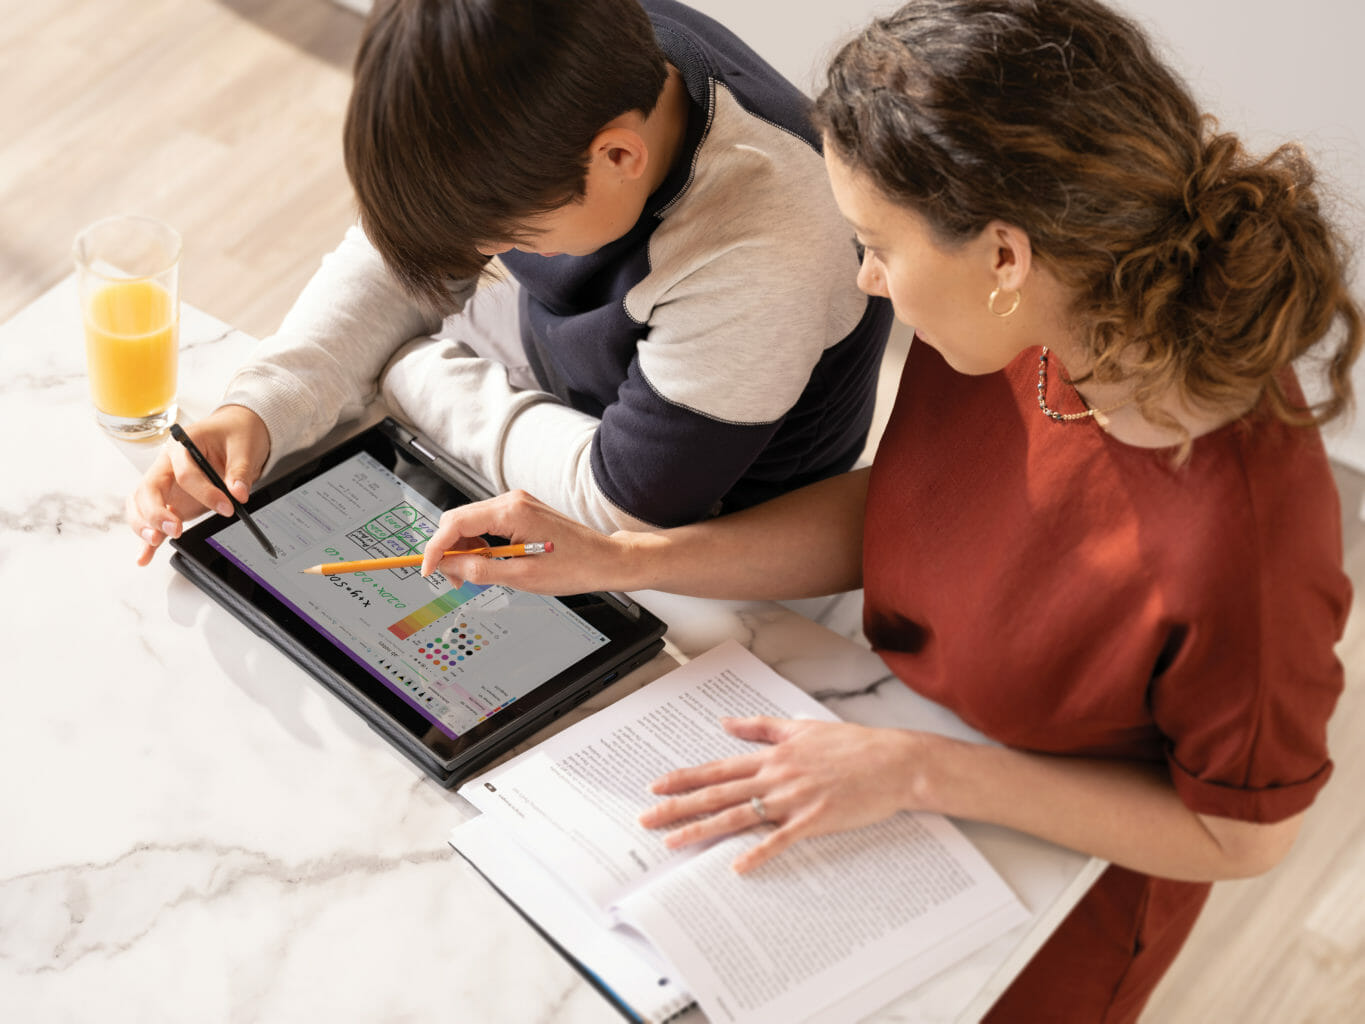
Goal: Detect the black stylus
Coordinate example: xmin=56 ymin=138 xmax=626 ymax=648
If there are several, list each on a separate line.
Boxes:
xmin=169 ymin=423 xmax=278 ymax=558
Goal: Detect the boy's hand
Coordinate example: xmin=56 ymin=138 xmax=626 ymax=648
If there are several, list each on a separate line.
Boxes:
xmin=126 ymin=405 xmax=271 ymax=565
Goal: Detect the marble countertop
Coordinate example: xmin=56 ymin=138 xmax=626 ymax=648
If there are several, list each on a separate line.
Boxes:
xmin=0 ymin=277 xmax=1100 ymax=1023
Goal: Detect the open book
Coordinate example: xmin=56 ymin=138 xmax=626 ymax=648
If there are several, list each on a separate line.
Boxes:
xmin=450 ymin=641 xmax=1028 ymax=1024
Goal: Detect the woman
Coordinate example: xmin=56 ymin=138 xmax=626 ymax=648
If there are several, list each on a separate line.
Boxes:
xmin=421 ymin=0 xmax=1361 ymax=1018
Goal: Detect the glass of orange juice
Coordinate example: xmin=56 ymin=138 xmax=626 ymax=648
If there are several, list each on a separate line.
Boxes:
xmin=73 ymin=215 xmax=182 ymax=439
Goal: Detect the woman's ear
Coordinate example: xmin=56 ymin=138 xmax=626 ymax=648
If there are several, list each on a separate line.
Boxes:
xmin=988 ymin=221 xmax=1033 ymax=291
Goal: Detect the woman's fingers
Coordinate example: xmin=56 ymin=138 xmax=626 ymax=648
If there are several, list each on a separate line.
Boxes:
xmin=639 ymin=718 xmax=928 ymax=871
xmin=639 ymin=769 xmax=763 ymax=827
xmin=648 ymin=717 xmax=793 ymax=796
xmin=421 ymin=490 xmax=629 ymax=595
xmin=720 ymin=715 xmax=801 ymax=746
xmin=649 ymin=745 xmax=767 ymax=796
xmin=660 ymin=798 xmax=773 ymax=850
xmin=650 ymin=786 xmax=818 ymax=875
xmin=424 ymin=506 xmax=496 ymax=577
xmin=422 ymin=491 xmax=555 ymax=577
xmin=732 ymin=815 xmax=812 ymax=873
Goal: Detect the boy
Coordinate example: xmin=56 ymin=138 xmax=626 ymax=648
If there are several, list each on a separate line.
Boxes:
xmin=128 ymin=0 xmax=891 ymax=559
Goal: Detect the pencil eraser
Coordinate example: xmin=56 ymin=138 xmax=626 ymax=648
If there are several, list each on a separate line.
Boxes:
xmin=545 ymin=541 xmax=555 ymax=554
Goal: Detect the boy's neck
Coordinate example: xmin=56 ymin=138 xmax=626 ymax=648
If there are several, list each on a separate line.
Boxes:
xmin=638 ymin=65 xmax=692 ymax=195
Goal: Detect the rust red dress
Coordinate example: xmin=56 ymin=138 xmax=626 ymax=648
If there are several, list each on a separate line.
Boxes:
xmin=861 ymin=342 xmax=1350 ymax=1022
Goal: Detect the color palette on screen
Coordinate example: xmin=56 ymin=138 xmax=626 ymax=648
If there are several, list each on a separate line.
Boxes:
xmin=416 ymin=623 xmax=497 ymax=672
xmin=387 ymin=583 xmax=486 ymax=640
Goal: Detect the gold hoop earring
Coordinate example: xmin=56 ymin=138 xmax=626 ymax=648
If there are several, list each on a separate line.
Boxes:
xmin=988 ymin=287 xmax=1021 ymax=318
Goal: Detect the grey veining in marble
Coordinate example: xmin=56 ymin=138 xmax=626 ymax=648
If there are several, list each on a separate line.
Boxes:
xmin=0 ymin=277 xmax=1098 ymax=1024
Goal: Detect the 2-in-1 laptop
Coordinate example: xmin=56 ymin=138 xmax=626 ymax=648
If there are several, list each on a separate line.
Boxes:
xmin=170 ymin=418 xmax=666 ymax=785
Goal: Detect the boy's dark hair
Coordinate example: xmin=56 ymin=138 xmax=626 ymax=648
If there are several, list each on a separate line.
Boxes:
xmin=344 ymin=0 xmax=669 ymax=309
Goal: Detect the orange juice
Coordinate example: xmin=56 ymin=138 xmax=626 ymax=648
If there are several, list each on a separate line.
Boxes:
xmin=83 ymin=278 xmax=178 ymax=418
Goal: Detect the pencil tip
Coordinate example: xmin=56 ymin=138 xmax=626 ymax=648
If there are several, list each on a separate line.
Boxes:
xmin=300 ymin=566 xmax=320 ymax=575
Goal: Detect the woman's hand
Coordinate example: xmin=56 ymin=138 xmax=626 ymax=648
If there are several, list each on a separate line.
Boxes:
xmin=421 ymin=489 xmax=643 ymax=595
xmin=125 ymin=405 xmax=270 ymax=565
xmin=638 ymin=716 xmax=947 ymax=873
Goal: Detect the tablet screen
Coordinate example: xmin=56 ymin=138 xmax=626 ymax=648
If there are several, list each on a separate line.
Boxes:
xmin=206 ymin=448 xmax=610 ymax=743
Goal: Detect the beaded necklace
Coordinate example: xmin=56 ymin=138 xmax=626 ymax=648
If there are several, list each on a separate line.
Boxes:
xmin=1036 ymin=347 xmax=1133 ymax=426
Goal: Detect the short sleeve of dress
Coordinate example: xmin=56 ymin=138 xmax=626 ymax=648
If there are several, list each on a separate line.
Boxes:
xmin=1150 ymin=422 xmax=1351 ymax=824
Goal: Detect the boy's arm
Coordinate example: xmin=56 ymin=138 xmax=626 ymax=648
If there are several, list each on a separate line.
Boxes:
xmin=220 ymin=222 xmax=457 ymax=477
xmin=379 ymin=342 xmax=642 ymax=532
xmin=379 ymin=302 xmax=880 ymax=535
xmin=381 ymin=212 xmax=882 ymax=533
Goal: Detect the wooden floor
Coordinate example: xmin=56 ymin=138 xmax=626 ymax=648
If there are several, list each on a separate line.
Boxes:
xmin=5 ymin=2 xmax=1362 ymax=1020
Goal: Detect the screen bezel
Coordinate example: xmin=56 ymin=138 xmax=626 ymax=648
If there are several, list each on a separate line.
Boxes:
xmin=169 ymin=420 xmax=665 ymax=773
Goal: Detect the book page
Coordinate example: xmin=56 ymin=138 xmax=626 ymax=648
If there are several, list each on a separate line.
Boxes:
xmin=616 ymin=812 xmax=1029 ymax=1024
xmin=459 ymin=641 xmax=838 ymax=915
xmin=450 ymin=815 xmax=695 ymax=1024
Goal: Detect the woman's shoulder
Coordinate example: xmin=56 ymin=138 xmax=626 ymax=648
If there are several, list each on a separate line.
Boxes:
xmin=1135 ymin=408 xmax=1345 ymax=599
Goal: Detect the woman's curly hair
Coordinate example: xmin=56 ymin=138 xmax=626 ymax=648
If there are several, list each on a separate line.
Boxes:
xmin=813 ymin=0 xmax=1361 ymax=454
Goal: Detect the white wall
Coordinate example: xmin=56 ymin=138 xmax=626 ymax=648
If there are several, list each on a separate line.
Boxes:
xmin=690 ymin=0 xmax=1365 ymax=467
xmin=683 ymin=0 xmax=895 ymax=95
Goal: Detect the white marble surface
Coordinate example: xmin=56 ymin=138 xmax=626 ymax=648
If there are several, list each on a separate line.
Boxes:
xmin=0 ymin=277 xmax=1101 ymax=1023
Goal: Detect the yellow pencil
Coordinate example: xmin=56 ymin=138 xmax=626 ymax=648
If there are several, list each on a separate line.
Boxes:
xmin=299 ymin=542 xmax=553 ymax=575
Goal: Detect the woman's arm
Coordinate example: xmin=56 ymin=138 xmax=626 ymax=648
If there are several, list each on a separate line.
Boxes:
xmin=421 ymin=468 xmax=871 ymax=600
xmin=930 ymin=736 xmax=1302 ymax=881
xmin=640 ymin=717 xmax=1302 ymax=880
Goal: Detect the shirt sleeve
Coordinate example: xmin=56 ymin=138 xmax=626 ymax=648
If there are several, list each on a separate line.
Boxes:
xmin=220 ymin=223 xmax=456 ymax=477
xmin=378 ymin=334 xmax=662 ymax=534
xmin=1151 ymin=430 xmax=1351 ymax=824
xmin=590 ymin=190 xmax=877 ymax=522
xmin=377 ymin=278 xmax=879 ymax=534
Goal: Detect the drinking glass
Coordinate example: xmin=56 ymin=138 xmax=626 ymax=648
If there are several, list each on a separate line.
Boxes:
xmin=73 ymin=215 xmax=182 ymax=439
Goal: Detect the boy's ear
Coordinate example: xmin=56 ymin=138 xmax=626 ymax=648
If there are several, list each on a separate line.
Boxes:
xmin=590 ymin=126 xmax=649 ymax=183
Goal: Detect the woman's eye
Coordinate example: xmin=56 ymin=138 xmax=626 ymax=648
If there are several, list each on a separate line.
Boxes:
xmin=852 ymin=236 xmax=883 ymax=266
